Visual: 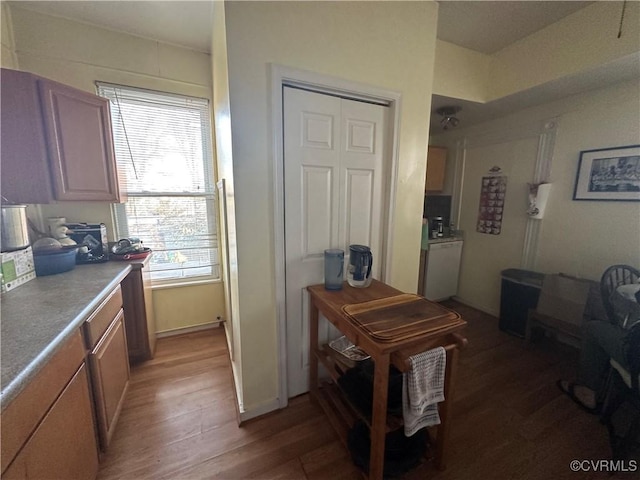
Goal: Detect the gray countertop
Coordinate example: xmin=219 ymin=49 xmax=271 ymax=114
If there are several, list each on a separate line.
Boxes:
xmin=422 ymin=235 xmax=464 ymax=250
xmin=1 ymin=261 xmax=132 ymax=410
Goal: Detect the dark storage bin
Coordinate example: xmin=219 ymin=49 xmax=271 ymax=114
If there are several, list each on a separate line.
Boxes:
xmin=499 ymin=268 xmax=544 ymax=337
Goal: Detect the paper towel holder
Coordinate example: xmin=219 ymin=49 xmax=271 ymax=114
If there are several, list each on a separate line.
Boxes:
xmin=527 ymin=183 xmax=551 ymax=219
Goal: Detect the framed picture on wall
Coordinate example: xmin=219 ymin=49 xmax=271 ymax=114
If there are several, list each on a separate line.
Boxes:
xmin=573 ymin=145 xmax=640 ymax=201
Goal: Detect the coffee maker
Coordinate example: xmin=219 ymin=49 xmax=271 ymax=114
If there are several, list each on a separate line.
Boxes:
xmin=431 ymin=217 xmax=445 ymax=238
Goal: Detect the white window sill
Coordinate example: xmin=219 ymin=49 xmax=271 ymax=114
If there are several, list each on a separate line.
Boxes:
xmin=151 ymin=277 xmax=222 ymax=291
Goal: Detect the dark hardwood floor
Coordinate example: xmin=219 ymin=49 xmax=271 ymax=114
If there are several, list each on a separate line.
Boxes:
xmin=97 ymin=302 xmax=635 ymax=479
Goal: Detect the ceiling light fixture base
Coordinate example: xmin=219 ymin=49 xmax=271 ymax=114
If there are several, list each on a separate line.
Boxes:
xmin=435 ymin=105 xmax=462 ymax=130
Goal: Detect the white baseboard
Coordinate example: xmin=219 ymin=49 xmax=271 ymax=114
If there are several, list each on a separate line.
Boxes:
xmin=451 ymin=296 xmax=499 ymax=318
xmin=156 ymin=321 xmax=221 ymax=338
xmin=238 ymin=398 xmax=281 ymax=424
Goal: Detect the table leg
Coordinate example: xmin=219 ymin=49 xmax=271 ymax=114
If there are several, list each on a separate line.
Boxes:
xmin=309 ymin=299 xmax=319 ymax=400
xmin=369 ymin=353 xmax=390 ymax=480
xmin=435 ymin=346 xmax=459 ymax=470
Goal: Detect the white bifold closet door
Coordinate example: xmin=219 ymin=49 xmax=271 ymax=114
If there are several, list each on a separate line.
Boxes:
xmin=283 ymin=85 xmax=389 ymax=397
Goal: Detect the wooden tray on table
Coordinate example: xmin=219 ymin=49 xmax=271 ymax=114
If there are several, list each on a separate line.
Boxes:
xmin=342 ymin=294 xmax=464 ymax=343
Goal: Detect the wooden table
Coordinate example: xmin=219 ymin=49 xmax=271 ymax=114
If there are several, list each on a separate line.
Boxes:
xmin=307 ymin=280 xmax=467 ymax=480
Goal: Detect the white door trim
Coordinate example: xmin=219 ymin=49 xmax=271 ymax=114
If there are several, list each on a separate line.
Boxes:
xmin=270 ymin=64 xmax=402 ymax=408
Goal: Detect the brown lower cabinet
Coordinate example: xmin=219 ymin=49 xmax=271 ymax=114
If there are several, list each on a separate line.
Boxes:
xmin=1 ymin=283 xmax=132 ymax=479
xmin=88 ymin=309 xmax=130 ymax=449
xmin=84 ymin=286 xmax=130 ymax=451
xmin=3 ymin=364 xmax=99 ymax=480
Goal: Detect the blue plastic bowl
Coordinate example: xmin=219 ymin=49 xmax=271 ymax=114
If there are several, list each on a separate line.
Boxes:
xmin=33 ymin=249 xmax=77 ymax=276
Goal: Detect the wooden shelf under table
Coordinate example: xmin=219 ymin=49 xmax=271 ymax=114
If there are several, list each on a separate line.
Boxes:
xmin=314 ymin=346 xmax=404 ymax=434
xmin=307 ymin=280 xmax=468 ymax=480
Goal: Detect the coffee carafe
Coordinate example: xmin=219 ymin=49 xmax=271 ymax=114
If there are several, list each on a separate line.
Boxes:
xmin=347 ymin=244 xmax=373 ymax=288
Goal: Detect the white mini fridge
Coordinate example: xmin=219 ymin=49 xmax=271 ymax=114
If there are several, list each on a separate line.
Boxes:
xmin=423 ymin=240 xmax=463 ymax=301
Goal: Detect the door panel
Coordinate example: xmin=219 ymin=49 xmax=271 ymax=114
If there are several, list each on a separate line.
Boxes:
xmin=339 ymin=98 xmax=386 ymax=273
xmin=284 ymin=86 xmax=388 ymax=397
xmin=302 ymin=166 xmax=335 ymax=257
xmin=284 ymin=88 xmax=341 ymax=398
xmin=302 ymin=112 xmax=334 ymax=149
xmin=345 ymin=169 xmax=374 ymax=247
xmin=346 ymin=119 xmax=376 ymax=153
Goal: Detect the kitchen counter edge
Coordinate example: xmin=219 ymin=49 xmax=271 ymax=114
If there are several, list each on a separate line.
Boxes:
xmin=422 ymin=236 xmax=464 ymax=249
xmin=0 ymin=262 xmax=132 ymax=410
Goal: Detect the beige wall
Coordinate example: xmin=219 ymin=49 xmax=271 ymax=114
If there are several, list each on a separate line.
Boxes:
xmin=489 ymin=1 xmax=640 ymax=101
xmin=433 ymin=2 xmax=639 ymax=107
xmin=8 ymin=5 xmax=224 ymax=333
xmin=433 ymin=40 xmax=490 ymax=102
xmin=211 ymin=0 xmax=244 ymax=406
xmin=429 ymin=1 xmax=640 ymax=316
xmin=1 ymin=2 xmax=17 ymax=68
xmin=534 ymin=81 xmax=640 ymax=279
xmin=223 ymin=0 xmax=438 ymax=414
xmin=432 ymin=79 xmax=640 ymax=315
xmin=153 ymin=283 xmax=225 ymax=333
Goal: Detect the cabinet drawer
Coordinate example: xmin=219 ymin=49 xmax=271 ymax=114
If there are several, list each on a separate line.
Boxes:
xmin=84 ymin=285 xmax=123 ymax=349
xmin=1 ymin=330 xmax=85 ymax=473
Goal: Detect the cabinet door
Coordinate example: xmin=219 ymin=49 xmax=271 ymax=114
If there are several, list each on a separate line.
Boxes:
xmin=3 ymin=364 xmax=99 ymax=480
xmin=0 ymin=69 xmax=54 ymax=204
xmin=424 ymin=241 xmax=463 ymax=301
xmin=89 ymin=310 xmax=130 ymax=449
xmin=426 ymin=146 xmax=447 ymax=192
xmin=38 ymin=79 xmax=121 ymax=202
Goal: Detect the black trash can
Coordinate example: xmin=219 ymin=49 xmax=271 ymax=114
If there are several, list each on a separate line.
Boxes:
xmin=499 ymin=269 xmax=545 ymax=337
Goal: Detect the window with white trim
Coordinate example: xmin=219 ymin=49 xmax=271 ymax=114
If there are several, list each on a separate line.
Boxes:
xmin=98 ymin=83 xmax=219 ymax=284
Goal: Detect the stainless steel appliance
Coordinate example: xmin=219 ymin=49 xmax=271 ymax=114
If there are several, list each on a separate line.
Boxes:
xmin=1 ymin=205 xmax=30 ymax=252
xmin=431 ymin=216 xmax=445 ymax=238
xmin=66 ymin=223 xmax=109 ymax=263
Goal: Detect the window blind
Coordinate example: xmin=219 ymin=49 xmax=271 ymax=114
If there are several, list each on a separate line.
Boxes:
xmin=98 ymin=83 xmax=219 ymax=283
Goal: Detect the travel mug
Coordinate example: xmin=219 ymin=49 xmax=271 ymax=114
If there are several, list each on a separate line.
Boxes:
xmin=324 ymin=249 xmax=344 ymax=290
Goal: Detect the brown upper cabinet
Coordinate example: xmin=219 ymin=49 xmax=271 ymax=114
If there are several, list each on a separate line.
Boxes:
xmin=425 ymin=146 xmax=447 ymax=192
xmin=0 ymin=68 xmax=122 ymax=204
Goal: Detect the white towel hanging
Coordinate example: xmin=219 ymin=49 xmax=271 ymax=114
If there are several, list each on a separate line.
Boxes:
xmin=402 ymin=346 xmax=446 ymax=436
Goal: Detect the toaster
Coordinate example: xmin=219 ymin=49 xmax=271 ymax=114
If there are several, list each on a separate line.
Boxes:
xmin=66 ymin=223 xmax=109 ymax=264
